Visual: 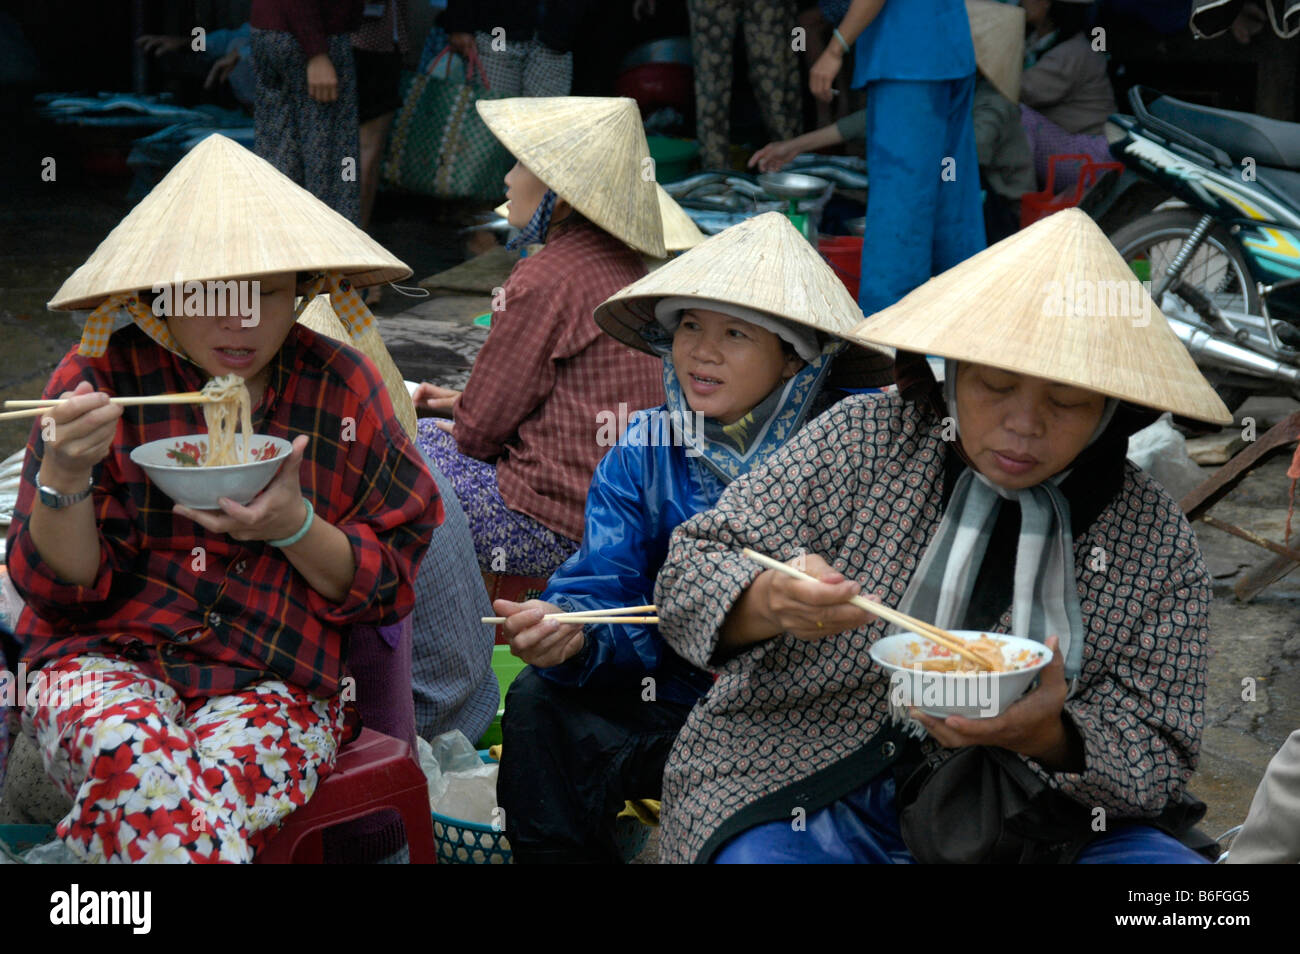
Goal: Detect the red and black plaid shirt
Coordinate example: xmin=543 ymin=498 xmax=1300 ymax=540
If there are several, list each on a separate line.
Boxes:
xmin=7 ymin=324 xmax=441 ymax=699
xmin=454 ymin=221 xmax=665 ymax=540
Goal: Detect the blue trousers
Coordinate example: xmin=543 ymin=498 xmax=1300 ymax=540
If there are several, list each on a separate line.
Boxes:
xmin=714 ymin=776 xmax=1210 ymax=864
xmin=857 ymin=77 xmax=986 ymax=316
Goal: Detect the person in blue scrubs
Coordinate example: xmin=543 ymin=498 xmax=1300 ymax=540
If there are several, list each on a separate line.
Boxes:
xmin=811 ymin=0 xmax=987 ymax=315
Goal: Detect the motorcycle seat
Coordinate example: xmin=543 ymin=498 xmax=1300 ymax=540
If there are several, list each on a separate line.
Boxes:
xmin=1150 ymin=94 xmax=1300 ymax=170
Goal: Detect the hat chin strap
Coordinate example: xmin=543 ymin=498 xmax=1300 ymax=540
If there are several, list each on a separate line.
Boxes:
xmin=294 ymin=272 xmax=376 ymax=344
xmin=78 ymin=294 xmax=185 ymax=358
xmin=76 ymin=271 xmax=376 ymax=360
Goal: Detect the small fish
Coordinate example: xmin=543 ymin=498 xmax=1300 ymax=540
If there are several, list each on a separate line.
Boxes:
xmin=789 ymin=154 xmax=866 ymax=172
xmin=662 ymin=171 xmax=730 ymax=198
xmin=684 ymin=182 xmax=729 ymax=198
xmin=684 ymin=209 xmax=753 ymax=234
xmin=683 ymin=194 xmax=749 ymax=211
xmin=792 ymin=164 xmax=870 ymax=190
xmin=724 ymin=176 xmax=766 ymax=198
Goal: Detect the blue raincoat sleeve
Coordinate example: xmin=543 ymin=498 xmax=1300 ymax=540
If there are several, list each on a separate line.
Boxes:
xmin=537 ymin=414 xmax=681 ymax=690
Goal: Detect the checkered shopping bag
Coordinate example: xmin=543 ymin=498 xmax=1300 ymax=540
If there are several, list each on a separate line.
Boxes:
xmin=383 ymin=45 xmax=513 ymax=202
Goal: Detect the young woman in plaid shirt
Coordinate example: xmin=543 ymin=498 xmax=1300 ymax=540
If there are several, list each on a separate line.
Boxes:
xmin=7 ymin=135 xmax=441 ymax=863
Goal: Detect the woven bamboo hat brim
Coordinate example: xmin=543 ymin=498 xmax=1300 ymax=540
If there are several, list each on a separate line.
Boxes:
xmin=595 ymin=211 xmax=893 ymax=382
xmin=49 ymin=134 xmax=411 ymax=312
xmin=296 ymin=296 xmax=417 ymax=441
xmin=657 ymin=185 xmax=706 ymax=253
xmin=498 ymin=183 xmax=702 ymax=253
xmin=966 ymin=0 xmax=1025 ymax=103
xmin=847 ymin=208 xmax=1233 ymax=425
xmin=477 ymin=97 xmax=666 ymax=258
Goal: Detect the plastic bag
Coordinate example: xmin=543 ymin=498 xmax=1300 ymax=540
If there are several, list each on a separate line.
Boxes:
xmin=1127 ymin=413 xmax=1206 ymax=501
xmin=418 ymin=730 xmax=500 ymax=826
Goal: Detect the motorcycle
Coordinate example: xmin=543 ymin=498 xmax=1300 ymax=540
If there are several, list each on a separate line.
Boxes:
xmin=1100 ymin=85 xmax=1300 ymax=412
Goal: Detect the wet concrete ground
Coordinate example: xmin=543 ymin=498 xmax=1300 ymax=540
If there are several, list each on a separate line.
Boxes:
xmin=3 ymin=135 xmax=1297 ymax=860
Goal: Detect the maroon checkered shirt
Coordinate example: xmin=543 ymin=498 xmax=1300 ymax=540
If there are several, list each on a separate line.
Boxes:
xmin=454 ymin=220 xmax=665 ymax=541
xmin=7 ymin=324 xmax=442 ymax=699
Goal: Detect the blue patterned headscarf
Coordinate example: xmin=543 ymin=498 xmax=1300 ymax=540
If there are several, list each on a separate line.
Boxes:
xmin=638 ymin=316 xmax=842 ymax=485
xmin=506 ymin=190 xmax=558 ymax=250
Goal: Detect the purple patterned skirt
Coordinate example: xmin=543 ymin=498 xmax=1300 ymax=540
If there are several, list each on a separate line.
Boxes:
xmin=416 ymin=421 xmax=578 ymax=578
xmin=1019 ymin=104 xmax=1112 ymax=196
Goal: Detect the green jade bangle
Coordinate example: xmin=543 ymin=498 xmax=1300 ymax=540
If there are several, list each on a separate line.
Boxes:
xmin=269 ymin=498 xmax=314 ymax=548
xmin=833 ymin=27 xmax=851 ymax=54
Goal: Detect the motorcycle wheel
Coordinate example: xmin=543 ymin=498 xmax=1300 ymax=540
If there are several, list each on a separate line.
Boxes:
xmin=1109 ymin=208 xmax=1259 ymax=415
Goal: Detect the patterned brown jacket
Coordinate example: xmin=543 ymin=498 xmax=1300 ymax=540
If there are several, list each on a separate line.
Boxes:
xmin=654 ymin=393 xmax=1210 ymax=863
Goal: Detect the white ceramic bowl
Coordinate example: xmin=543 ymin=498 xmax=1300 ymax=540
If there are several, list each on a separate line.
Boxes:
xmin=868 ymin=630 xmax=1053 ymax=719
xmin=129 ymin=433 xmax=292 ymax=510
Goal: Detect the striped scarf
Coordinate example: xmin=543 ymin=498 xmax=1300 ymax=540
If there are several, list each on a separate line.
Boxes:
xmin=894 ymin=362 xmax=1118 ymax=682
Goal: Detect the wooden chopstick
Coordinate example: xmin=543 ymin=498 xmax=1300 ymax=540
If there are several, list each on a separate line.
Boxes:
xmin=551 ymin=604 xmax=656 ymax=618
xmin=741 ymin=548 xmax=998 ymax=669
xmin=481 ymin=615 xmax=660 ymax=625
xmin=4 ymin=392 xmax=210 ymax=409
xmin=479 ymin=603 xmax=658 ymax=625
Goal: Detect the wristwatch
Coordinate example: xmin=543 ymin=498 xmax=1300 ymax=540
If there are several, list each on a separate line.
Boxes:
xmin=37 ymin=477 xmax=94 ymax=510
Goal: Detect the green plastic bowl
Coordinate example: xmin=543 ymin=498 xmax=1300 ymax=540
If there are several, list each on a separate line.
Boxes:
xmin=647 ymin=136 xmax=699 ymax=183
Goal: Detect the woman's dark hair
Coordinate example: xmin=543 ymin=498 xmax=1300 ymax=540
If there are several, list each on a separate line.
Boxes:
xmin=1048 ymin=1 xmax=1091 ymax=45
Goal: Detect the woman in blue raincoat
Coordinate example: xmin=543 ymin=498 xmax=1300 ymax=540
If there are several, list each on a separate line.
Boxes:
xmin=491 ymin=213 xmax=893 ymax=862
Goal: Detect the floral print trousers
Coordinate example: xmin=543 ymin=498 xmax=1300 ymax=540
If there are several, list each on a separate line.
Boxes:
xmin=687 ymin=0 xmax=802 ymax=169
xmin=23 ymin=654 xmax=345 ymax=863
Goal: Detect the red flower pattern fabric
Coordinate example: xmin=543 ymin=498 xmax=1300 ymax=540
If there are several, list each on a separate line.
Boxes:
xmin=25 ymin=653 xmax=345 ymax=863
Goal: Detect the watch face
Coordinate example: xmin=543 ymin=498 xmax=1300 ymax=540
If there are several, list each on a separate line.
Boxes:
xmin=38 ymin=483 xmax=90 ymax=509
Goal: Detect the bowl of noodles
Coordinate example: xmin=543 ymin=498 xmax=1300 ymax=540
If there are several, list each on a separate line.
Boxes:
xmin=130 ymin=433 xmax=292 ymax=509
xmin=868 ymin=630 xmax=1053 ymax=719
xmin=127 ymin=374 xmax=291 ymax=509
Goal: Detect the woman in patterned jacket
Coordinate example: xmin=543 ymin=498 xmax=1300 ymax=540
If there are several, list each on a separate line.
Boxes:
xmin=652 ymin=208 xmax=1231 ymax=864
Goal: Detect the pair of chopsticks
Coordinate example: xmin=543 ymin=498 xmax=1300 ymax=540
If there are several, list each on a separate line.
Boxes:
xmin=0 ymin=392 xmax=211 ymax=422
xmin=481 ymin=604 xmax=659 ymax=626
xmin=742 ymin=548 xmax=998 ymax=670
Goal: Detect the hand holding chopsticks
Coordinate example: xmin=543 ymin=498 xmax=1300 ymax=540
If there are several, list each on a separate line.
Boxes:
xmin=741 ymin=548 xmax=998 ymax=670
xmin=1 ymin=391 xmax=211 ymax=421
xmin=481 ymin=604 xmax=658 ymax=625
xmin=489 ymin=598 xmax=656 ymax=670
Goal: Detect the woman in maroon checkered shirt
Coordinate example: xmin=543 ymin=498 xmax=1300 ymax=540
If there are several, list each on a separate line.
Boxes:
xmin=412 ymin=97 xmax=668 ymax=579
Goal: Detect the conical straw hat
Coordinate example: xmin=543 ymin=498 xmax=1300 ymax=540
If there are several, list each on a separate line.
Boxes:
xmin=847 ymin=208 xmax=1232 ymax=425
xmin=596 ymin=211 xmax=893 ymax=383
xmin=498 ymin=183 xmax=702 ymax=253
xmin=967 ymin=0 xmax=1025 ymax=103
xmin=297 ymin=296 xmax=418 ymax=441
xmin=477 ymin=97 xmax=666 ymax=258
xmin=49 ymin=133 xmax=411 ymax=311
xmin=657 ymin=184 xmax=706 ymax=253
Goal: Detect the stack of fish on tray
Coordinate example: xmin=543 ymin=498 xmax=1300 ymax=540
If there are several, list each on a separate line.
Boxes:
xmin=664 ymin=154 xmax=868 ymax=234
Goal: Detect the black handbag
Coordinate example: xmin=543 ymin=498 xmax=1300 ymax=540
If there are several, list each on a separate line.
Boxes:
xmin=896 ymin=746 xmax=1214 ymax=864
xmin=897 ymin=746 xmax=1094 ymax=863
